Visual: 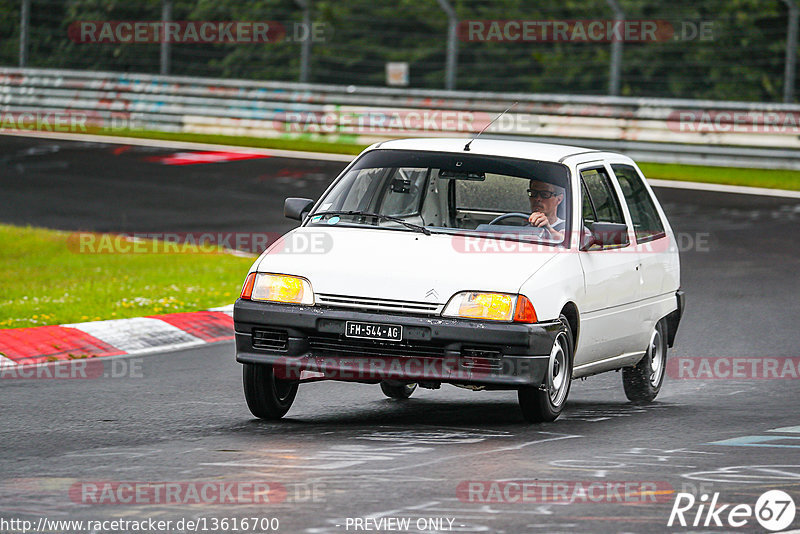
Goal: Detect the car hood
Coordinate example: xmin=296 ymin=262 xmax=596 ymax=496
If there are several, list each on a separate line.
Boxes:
xmin=255 ymin=226 xmax=559 ymax=304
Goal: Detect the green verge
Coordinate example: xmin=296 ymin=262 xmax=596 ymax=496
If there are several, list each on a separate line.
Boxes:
xmin=637 ymin=162 xmax=800 ymax=191
xmin=91 ymin=128 xmax=368 ymax=156
xmin=0 ymin=224 xmax=254 ymax=329
xmin=92 ymin=129 xmax=800 ymax=191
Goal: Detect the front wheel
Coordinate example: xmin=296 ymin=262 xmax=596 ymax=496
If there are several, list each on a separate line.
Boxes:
xmin=242 ymin=363 xmax=298 ymax=420
xmin=380 ymin=381 xmax=417 ymax=399
xmin=622 ymin=320 xmax=667 ymax=404
xmin=518 ymin=315 xmax=573 ymax=423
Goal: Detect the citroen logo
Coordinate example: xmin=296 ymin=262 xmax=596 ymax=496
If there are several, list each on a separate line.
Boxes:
xmin=425 ymin=288 xmax=439 ymax=301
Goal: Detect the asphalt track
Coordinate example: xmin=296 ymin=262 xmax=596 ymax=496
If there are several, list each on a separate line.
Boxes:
xmin=1 ymin=135 xmax=800 ymax=533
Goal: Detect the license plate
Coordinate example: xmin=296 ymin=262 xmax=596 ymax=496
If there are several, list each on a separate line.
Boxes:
xmin=345 ymin=321 xmax=403 ymax=342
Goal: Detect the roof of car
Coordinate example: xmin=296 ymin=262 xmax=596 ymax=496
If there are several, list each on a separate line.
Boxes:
xmin=368 ymin=138 xmax=606 ymax=163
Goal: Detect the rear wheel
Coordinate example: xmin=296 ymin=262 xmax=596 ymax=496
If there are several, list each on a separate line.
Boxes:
xmin=518 ymin=315 xmax=573 ymax=423
xmin=623 ymin=320 xmax=667 ymax=404
xmin=380 ymin=381 xmax=417 ymax=399
xmin=242 ymin=363 xmax=298 ymax=419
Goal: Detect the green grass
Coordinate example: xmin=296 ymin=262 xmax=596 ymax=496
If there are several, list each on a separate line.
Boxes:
xmin=92 ymin=128 xmax=368 ymax=156
xmin=0 ymin=224 xmax=254 ymax=329
xmin=638 ymin=162 xmax=800 ymax=191
xmin=93 ymin=129 xmax=800 ymax=191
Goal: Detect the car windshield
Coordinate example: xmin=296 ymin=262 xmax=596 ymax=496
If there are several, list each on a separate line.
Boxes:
xmin=308 ymin=149 xmax=572 ymax=245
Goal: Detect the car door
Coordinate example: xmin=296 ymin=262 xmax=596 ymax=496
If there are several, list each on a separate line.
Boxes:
xmin=607 ymin=158 xmax=680 ymax=328
xmin=573 ymin=161 xmax=643 ymax=367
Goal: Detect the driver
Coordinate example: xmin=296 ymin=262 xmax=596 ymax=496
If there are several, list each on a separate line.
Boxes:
xmin=527 ymin=179 xmax=565 ymax=240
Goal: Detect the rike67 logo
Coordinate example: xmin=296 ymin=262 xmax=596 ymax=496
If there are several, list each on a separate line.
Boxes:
xmin=668 ymin=490 xmax=796 ymax=531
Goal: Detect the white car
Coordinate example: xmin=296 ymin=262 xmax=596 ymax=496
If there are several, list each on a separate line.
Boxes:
xmin=233 ymin=138 xmax=684 ymax=422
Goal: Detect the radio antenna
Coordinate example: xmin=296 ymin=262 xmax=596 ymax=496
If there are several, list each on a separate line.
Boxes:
xmin=464 ymin=101 xmax=519 ymax=152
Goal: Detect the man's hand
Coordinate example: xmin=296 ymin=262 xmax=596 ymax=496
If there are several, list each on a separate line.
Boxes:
xmin=528 ymin=211 xmax=564 ymax=240
xmin=528 ymin=212 xmax=549 ymax=227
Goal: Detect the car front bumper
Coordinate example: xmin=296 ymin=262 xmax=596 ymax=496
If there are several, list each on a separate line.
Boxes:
xmin=233 ymin=299 xmax=562 ymax=388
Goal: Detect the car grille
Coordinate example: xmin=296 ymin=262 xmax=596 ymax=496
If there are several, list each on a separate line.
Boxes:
xmin=308 ymin=333 xmax=446 ymax=359
xmin=252 ymin=328 xmax=289 ymax=351
xmin=315 ymin=294 xmax=443 ymax=315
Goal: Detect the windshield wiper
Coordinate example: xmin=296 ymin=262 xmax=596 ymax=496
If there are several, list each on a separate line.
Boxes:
xmin=311 ymin=211 xmax=431 ymax=236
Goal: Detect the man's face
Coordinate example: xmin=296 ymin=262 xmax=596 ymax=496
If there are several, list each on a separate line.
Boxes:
xmin=528 ymin=180 xmax=563 ymax=219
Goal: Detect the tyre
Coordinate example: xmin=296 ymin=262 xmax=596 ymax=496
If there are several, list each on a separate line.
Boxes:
xmin=380 ymin=381 xmax=417 ymax=399
xmin=623 ymin=320 xmax=667 ymax=404
xmin=242 ymin=363 xmax=298 ymax=420
xmin=518 ymin=314 xmax=573 ymax=423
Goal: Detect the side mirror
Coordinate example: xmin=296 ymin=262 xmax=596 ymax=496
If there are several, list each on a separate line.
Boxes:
xmin=284 ymin=198 xmax=315 ymax=221
xmin=580 ymin=222 xmax=628 ymax=250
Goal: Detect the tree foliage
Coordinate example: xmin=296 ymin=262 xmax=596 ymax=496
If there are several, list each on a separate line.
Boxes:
xmin=0 ymin=0 xmax=794 ymax=101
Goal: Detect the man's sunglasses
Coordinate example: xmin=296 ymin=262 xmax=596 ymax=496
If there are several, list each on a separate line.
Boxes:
xmin=527 ymin=189 xmax=560 ymax=199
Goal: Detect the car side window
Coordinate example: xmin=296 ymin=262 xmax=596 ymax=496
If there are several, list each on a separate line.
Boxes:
xmin=611 ymin=164 xmax=666 ymax=243
xmin=580 ymin=168 xmax=625 ymax=224
xmin=580 ymin=167 xmax=628 ymax=249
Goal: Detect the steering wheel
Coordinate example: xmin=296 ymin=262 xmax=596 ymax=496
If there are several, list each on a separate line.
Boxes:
xmin=488 ymin=212 xmax=532 ymax=225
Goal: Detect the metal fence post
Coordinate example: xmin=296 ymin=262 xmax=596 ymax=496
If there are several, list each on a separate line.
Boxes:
xmin=783 ymin=0 xmax=799 ymax=102
xmin=606 ymin=0 xmax=624 ymax=96
xmin=436 ymin=0 xmax=458 ymax=90
xmin=160 ymin=0 xmax=172 ymax=75
xmin=295 ymin=0 xmax=311 ymax=83
xmin=19 ymin=0 xmax=30 ymax=67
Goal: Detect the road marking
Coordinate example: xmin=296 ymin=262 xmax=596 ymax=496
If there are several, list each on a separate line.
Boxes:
xmin=370 ymin=432 xmax=582 ymax=474
xmin=709 ymin=435 xmax=800 ymax=448
xmin=202 ymin=444 xmax=435 ymax=471
xmin=202 ymin=431 xmax=580 ymax=473
xmin=768 ymin=426 xmax=800 ymax=433
xmin=551 ymin=448 xmax=723 ymax=478
xmin=560 ymin=406 xmax=654 ymax=422
xmin=683 ymin=465 xmax=800 ymax=483
xmin=356 ymin=428 xmax=512 ymax=444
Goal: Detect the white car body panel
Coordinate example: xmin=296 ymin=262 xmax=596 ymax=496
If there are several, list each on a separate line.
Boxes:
xmin=255 ymin=226 xmax=560 ymax=307
xmin=251 ymin=138 xmax=681 ymax=374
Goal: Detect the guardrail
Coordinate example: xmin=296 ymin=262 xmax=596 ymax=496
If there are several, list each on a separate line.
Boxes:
xmin=3 ymin=67 xmax=800 ymax=169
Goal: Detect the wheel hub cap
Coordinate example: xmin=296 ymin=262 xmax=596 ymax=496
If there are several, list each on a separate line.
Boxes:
xmin=548 ymin=333 xmax=569 ymax=406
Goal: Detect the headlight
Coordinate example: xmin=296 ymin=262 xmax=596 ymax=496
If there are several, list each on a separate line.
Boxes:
xmin=442 ymin=292 xmax=537 ymax=323
xmin=240 ymin=273 xmax=314 ymax=305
